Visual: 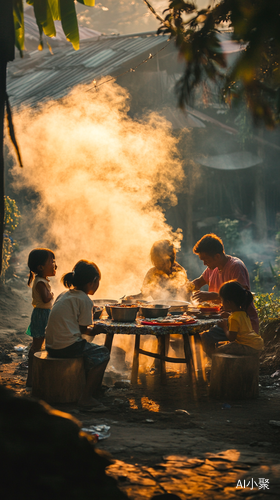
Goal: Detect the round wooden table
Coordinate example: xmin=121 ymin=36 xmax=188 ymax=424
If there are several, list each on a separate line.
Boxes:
xmin=94 ymin=317 xmax=219 ymax=387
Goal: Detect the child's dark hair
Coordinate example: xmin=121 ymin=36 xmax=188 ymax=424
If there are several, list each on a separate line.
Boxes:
xmin=219 ymin=280 xmax=253 ymax=312
xmin=27 ymin=248 xmax=55 ymax=287
xmin=193 ymin=233 xmax=224 ymax=256
xmin=62 ymin=260 xmax=101 ymax=289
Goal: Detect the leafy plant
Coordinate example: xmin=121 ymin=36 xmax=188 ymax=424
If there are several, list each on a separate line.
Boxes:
xmin=253 ymin=261 xmax=280 ymax=323
xmin=218 ymin=218 xmax=239 ymax=254
xmin=145 ymin=0 xmax=280 ymax=127
xmin=1 ymin=196 xmax=21 ymax=284
xmin=1 ymin=237 xmax=14 ymax=284
xmin=14 ymin=0 xmax=96 ymax=54
xmin=254 ymin=292 xmax=280 ymax=323
xmin=4 ymin=195 xmax=20 ymax=233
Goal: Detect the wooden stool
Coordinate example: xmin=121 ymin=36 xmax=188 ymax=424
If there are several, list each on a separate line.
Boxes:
xmin=32 ymin=351 xmax=86 ymax=403
xmin=210 ymin=353 xmax=259 ymax=400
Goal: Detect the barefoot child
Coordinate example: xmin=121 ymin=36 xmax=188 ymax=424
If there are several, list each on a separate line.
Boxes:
xmin=45 ymin=260 xmax=110 ymax=411
xmin=216 ymin=280 xmax=264 ymax=356
xmin=26 ymin=248 xmax=57 ymax=386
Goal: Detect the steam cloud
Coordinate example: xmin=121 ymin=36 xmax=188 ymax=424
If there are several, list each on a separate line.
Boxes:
xmin=10 ymin=80 xmax=185 ymax=298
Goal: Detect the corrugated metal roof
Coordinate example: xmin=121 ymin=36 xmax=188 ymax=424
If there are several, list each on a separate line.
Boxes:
xmin=7 ymin=33 xmax=169 ymax=108
xmin=24 ymin=13 xmax=101 ymax=42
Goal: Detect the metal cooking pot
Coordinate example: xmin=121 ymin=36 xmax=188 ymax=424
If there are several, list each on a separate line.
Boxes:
xmin=139 ymin=304 xmax=170 ymax=318
xmin=93 ymin=307 xmax=103 ymax=319
xmin=110 ymin=305 xmax=139 ymax=322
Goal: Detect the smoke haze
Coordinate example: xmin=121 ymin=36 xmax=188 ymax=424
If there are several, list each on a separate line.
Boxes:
xmin=10 ymin=80 xmax=185 ymax=298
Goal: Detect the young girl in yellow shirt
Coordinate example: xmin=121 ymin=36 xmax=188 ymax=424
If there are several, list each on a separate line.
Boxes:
xmin=217 ymin=280 xmax=264 ymax=356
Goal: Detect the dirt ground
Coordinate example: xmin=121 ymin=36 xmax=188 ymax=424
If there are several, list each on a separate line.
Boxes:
xmin=1 ymin=278 xmax=280 ymax=499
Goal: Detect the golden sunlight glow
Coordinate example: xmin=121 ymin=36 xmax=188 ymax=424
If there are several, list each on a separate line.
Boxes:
xmin=141 ymin=396 xmax=160 ymax=412
xmin=200 ymin=343 xmax=207 ymax=382
xmin=128 ymin=398 xmax=138 ymax=410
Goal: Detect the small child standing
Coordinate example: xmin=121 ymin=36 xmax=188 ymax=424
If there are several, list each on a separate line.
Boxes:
xmin=26 ymin=248 xmax=57 ymax=387
xmin=217 ymin=280 xmax=264 ymax=356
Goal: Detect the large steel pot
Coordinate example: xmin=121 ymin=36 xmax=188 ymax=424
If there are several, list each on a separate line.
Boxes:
xmin=110 ymin=305 xmax=139 ymax=322
xmin=139 ymin=304 xmax=170 ymax=318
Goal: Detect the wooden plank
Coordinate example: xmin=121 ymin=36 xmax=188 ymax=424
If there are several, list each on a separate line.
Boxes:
xmin=138 ymin=348 xmax=185 ymax=363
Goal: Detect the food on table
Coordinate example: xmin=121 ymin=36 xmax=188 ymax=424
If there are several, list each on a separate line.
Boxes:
xmin=197 ymin=302 xmax=221 ymax=313
xmin=140 ymin=314 xmax=197 ymax=326
xmin=115 ymin=303 xmax=139 ymax=308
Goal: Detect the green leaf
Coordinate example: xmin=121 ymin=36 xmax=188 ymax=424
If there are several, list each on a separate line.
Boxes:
xmin=48 ymin=0 xmax=60 ymax=20
xmin=76 ymin=0 xmax=95 ymax=6
xmin=30 ymin=0 xmax=56 ymax=38
xmin=13 ymin=0 xmax=24 ymax=55
xmin=59 ymin=0 xmax=79 ymax=50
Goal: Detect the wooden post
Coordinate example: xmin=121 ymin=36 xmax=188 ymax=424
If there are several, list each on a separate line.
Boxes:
xmin=131 ymin=335 xmax=140 ymax=385
xmin=32 ymin=351 xmax=86 ymax=404
xmin=183 ymin=333 xmax=197 ymax=396
xmin=210 ymin=354 xmax=259 ymax=400
xmin=104 ymin=333 xmax=114 ymax=353
xmin=158 ymin=335 xmax=167 ymax=385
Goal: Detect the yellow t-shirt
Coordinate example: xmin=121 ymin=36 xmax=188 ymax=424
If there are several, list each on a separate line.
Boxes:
xmin=228 ymin=311 xmax=264 ymax=350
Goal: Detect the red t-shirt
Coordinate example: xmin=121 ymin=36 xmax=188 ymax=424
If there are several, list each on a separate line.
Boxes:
xmin=202 ymin=256 xmax=259 ymax=334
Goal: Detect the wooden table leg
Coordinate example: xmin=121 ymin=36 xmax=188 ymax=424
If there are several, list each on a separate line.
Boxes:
xmin=158 ymin=335 xmax=167 ymax=385
xmin=182 ymin=333 xmax=197 ymax=391
xmin=131 ymin=335 xmax=140 ymax=385
xmin=104 ymin=333 xmax=114 ymax=353
xmin=193 ymin=333 xmax=206 ymax=383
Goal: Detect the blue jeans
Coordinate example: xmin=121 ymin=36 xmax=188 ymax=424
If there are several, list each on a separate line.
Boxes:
xmin=47 ymin=340 xmax=110 ymax=372
xmin=200 ymin=326 xmax=228 ymax=358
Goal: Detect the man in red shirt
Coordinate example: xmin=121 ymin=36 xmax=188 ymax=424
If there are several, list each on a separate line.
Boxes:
xmin=191 ymin=233 xmax=259 ymax=357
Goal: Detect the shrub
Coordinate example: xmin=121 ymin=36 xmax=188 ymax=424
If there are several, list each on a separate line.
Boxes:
xmin=1 ymin=196 xmax=21 ymax=283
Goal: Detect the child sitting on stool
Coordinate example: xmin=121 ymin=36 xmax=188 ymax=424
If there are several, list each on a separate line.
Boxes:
xmin=201 ymin=280 xmax=264 ymax=358
xmin=45 ymin=260 xmax=109 ymax=411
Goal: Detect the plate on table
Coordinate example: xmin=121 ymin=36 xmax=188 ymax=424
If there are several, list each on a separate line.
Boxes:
xmin=140 ymin=315 xmax=197 ymax=326
xmin=197 ymin=305 xmax=221 ymax=314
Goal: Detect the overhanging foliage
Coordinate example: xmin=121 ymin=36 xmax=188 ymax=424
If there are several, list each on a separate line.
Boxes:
xmin=145 ymin=0 xmax=280 ymax=127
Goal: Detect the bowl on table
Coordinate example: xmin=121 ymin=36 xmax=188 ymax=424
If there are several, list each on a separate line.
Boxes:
xmin=139 ymin=304 xmax=170 ymax=319
xmin=94 ymin=299 xmax=119 ymax=306
xmin=93 ymin=307 xmax=103 ymax=319
xmin=167 ymin=300 xmax=190 ymax=313
xmin=110 ymin=304 xmax=139 ymax=322
xmin=93 ymin=299 xmax=119 ymax=318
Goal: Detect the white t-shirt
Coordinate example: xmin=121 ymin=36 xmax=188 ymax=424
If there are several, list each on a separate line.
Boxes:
xmin=32 ymin=276 xmax=53 ymax=309
xmin=45 ymin=289 xmax=93 ymax=350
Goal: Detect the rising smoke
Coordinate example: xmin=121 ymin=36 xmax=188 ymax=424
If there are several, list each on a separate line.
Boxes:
xmin=10 ymin=80 xmax=185 ymax=298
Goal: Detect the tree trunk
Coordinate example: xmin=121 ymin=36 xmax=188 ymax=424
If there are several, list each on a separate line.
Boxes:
xmin=32 ymin=351 xmax=86 ymax=403
xmin=210 ymin=353 xmax=259 ymax=400
xmin=255 ymin=128 xmax=267 ymax=241
xmin=0 ymin=60 xmax=6 ymax=275
xmin=0 ymin=0 xmax=15 ymax=275
xmin=255 ymin=164 xmax=267 ymax=241
xmin=185 ymin=189 xmax=193 ymax=249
